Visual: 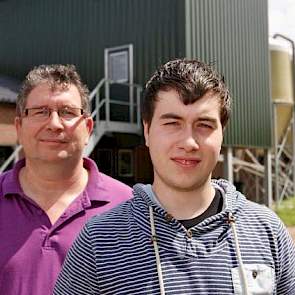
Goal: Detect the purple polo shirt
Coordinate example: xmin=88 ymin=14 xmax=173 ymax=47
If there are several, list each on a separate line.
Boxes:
xmin=0 ymin=157 xmax=132 ymax=295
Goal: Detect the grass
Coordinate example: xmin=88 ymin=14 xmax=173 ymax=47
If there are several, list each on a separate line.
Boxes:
xmin=274 ymin=197 xmax=295 ymax=226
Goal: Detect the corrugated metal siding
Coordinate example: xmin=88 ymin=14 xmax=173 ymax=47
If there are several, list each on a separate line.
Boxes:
xmin=0 ymin=0 xmax=185 ymax=88
xmin=185 ymin=0 xmax=271 ymax=147
xmin=0 ymin=0 xmax=270 ymax=148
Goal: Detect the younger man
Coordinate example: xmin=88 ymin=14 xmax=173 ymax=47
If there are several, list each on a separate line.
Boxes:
xmin=54 ymin=59 xmax=295 ymax=294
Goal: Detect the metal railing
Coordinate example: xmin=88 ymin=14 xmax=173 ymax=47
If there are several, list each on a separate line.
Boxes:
xmin=84 ymin=78 xmax=143 ymax=156
xmin=0 ymin=145 xmax=22 ymax=173
xmin=89 ymin=78 xmax=142 ymax=129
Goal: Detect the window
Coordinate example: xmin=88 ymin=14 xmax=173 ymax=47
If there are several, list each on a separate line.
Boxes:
xmin=118 ymin=149 xmax=133 ymax=177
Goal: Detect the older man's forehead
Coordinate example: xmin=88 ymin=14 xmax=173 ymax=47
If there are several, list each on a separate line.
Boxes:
xmin=25 ymin=83 xmax=82 ymax=106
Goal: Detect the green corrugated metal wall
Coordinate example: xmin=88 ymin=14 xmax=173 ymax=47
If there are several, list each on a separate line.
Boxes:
xmin=0 ymin=0 xmax=185 ymax=88
xmin=185 ymin=0 xmax=271 ymax=148
xmin=0 ymin=0 xmax=271 ymax=148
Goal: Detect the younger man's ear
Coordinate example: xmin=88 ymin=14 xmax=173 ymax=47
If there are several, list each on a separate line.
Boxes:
xmin=143 ymin=121 xmax=149 ymax=147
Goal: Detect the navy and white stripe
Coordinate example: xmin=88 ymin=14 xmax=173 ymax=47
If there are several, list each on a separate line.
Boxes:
xmin=54 ymin=179 xmax=295 ymax=294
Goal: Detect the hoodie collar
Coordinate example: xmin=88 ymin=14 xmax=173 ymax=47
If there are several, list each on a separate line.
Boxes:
xmin=133 ymin=179 xmax=246 ymax=219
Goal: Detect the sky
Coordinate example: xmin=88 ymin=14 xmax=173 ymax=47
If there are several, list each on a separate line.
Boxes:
xmin=268 ymin=0 xmax=295 ymax=43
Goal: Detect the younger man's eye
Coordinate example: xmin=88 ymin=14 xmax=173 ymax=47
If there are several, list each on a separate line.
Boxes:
xmin=164 ymin=121 xmax=178 ymax=125
xmin=199 ymin=123 xmax=213 ymax=129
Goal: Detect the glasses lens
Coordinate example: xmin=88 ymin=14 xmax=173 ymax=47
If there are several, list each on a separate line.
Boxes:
xmin=27 ymin=107 xmax=49 ymax=119
xmin=58 ymin=107 xmax=83 ymax=120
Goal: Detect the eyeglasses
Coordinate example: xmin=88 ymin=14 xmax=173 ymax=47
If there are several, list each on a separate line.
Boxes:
xmin=23 ymin=106 xmax=85 ymax=121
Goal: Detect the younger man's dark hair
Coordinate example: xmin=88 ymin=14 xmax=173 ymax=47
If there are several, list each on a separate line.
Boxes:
xmin=141 ymin=58 xmax=231 ymax=128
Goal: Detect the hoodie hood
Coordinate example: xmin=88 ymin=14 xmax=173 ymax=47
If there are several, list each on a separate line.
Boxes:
xmin=130 ymin=179 xmax=247 ymax=256
xmin=211 ymin=178 xmax=247 ymax=216
xmin=133 ymin=178 xmax=247 ymax=226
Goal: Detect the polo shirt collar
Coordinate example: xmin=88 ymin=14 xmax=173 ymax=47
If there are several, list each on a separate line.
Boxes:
xmin=1 ymin=159 xmax=25 ymax=196
xmin=1 ymin=157 xmax=112 ymax=203
xmin=82 ymin=157 xmax=113 ymax=202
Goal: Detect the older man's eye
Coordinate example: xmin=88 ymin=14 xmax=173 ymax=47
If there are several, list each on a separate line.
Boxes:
xmin=31 ymin=108 xmax=48 ymax=116
xmin=59 ymin=107 xmax=81 ymax=119
xmin=60 ymin=109 xmax=71 ymax=116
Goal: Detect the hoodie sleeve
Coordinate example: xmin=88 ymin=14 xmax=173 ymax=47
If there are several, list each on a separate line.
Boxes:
xmin=53 ymin=224 xmax=100 ymax=295
xmin=276 ymin=220 xmax=295 ymax=294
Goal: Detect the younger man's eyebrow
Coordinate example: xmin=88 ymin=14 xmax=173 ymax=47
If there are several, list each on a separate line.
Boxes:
xmin=198 ymin=116 xmax=218 ymax=123
xmin=197 ymin=116 xmax=219 ymax=128
xmin=159 ymin=113 xmax=182 ymax=120
xmin=160 ymin=113 xmax=219 ymax=124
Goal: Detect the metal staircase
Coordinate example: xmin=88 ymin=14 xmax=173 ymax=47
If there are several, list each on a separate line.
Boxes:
xmin=0 ymin=145 xmax=22 ymax=173
xmin=83 ymin=78 xmax=142 ymax=156
xmin=273 ymin=110 xmax=295 ymax=204
xmin=0 ymin=79 xmax=142 ymax=173
xmin=225 ymin=106 xmax=295 ymax=206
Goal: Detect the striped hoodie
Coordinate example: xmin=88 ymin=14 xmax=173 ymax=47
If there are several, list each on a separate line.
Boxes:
xmin=54 ymin=179 xmax=295 ymax=294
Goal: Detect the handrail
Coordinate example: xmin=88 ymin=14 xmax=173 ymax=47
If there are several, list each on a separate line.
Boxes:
xmin=106 ymin=80 xmax=143 ymax=89
xmin=0 ymin=145 xmax=22 ymax=173
xmin=83 ymin=77 xmax=142 ymax=156
xmin=88 ymin=78 xmax=142 ymax=127
xmin=89 ymin=78 xmax=107 ymax=102
xmin=89 ymin=78 xmax=142 ymax=102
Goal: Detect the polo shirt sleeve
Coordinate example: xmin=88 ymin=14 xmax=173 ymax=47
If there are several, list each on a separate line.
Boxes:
xmin=276 ymin=219 xmax=295 ymax=294
xmin=53 ymin=224 xmax=100 ymax=295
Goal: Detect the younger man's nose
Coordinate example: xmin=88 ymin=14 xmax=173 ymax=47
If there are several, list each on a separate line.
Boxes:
xmin=181 ymin=128 xmax=199 ymax=152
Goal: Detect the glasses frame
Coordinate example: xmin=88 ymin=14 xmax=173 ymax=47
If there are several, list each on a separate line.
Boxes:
xmin=22 ymin=106 xmax=85 ymax=121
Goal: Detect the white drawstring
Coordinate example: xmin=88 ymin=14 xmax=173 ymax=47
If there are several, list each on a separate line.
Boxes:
xmin=149 ymin=206 xmax=166 ymax=295
xmin=228 ymin=212 xmax=250 ymax=295
xmin=149 ymin=207 xmax=249 ymax=295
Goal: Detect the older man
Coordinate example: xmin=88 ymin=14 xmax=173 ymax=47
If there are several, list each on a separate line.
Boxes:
xmin=0 ymin=64 xmax=132 ymax=295
xmin=55 ymin=59 xmax=294 ymax=294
